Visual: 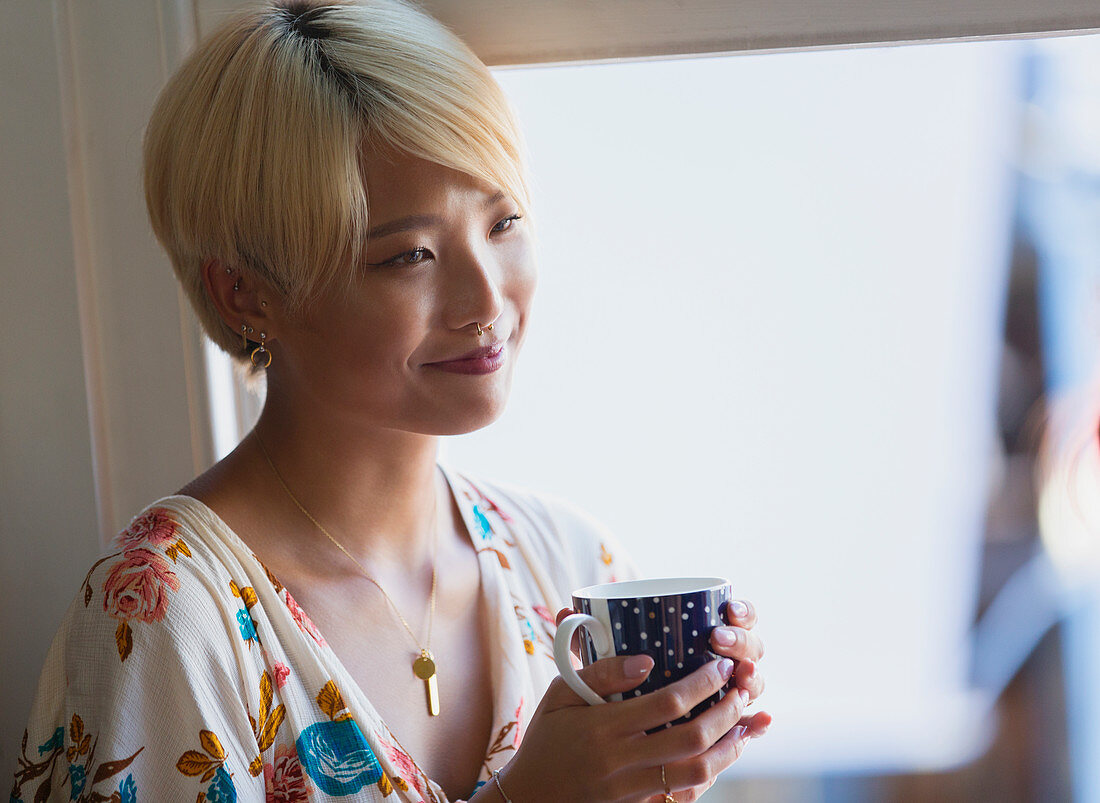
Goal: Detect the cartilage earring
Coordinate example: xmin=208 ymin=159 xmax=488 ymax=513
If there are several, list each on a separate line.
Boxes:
xmin=250 ymin=332 xmax=271 ymax=369
xmin=241 ymin=323 xmax=248 ymax=349
xmin=233 ymin=279 xmax=240 ymax=291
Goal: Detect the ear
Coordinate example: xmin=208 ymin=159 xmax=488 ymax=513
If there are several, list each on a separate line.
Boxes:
xmin=200 ymin=257 xmax=280 ymax=343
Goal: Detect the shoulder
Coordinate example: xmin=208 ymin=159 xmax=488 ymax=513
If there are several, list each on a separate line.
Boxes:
xmin=57 ymin=498 xmax=257 ymax=687
xmin=443 ymin=466 xmax=640 ymax=591
xmin=14 ymin=499 xmax=269 ymax=801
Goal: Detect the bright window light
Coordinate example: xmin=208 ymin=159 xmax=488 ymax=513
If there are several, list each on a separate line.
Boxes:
xmin=443 ymin=40 xmax=1020 ymax=775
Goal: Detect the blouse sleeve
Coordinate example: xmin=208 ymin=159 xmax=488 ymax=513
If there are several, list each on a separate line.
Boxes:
xmin=10 ymin=520 xmax=266 ymax=802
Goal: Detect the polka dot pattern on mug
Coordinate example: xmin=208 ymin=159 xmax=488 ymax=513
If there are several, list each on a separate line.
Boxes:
xmin=574 ymin=582 xmax=733 ymax=732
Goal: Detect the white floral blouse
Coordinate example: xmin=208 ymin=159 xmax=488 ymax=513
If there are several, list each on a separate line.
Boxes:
xmin=10 ymin=464 xmax=636 ymax=802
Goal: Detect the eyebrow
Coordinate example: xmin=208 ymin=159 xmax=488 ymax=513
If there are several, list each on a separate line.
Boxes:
xmin=365 ymin=192 xmax=508 ymax=240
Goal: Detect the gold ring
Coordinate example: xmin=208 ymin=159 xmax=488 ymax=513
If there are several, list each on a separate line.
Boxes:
xmin=250 ymin=346 xmax=272 ymax=369
xmin=661 ymin=764 xmax=676 ymax=802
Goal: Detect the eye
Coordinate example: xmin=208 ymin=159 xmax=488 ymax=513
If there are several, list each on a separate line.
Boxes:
xmin=372 ymin=246 xmax=432 ymax=267
xmin=492 ymin=214 xmax=523 ymax=234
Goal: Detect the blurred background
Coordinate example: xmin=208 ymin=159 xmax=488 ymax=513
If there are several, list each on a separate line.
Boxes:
xmin=6 ymin=2 xmax=1100 ymax=801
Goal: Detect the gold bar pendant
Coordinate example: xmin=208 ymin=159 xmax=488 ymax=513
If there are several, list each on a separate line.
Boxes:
xmin=424 ymin=672 xmax=440 ymax=717
xmin=413 ymin=651 xmax=441 ymax=717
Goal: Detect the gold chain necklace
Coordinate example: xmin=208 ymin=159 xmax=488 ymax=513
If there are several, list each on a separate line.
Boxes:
xmin=253 ymin=432 xmax=443 ymax=717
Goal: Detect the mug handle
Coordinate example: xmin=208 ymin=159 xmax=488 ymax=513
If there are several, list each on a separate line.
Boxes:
xmin=553 ymin=613 xmax=614 ymax=706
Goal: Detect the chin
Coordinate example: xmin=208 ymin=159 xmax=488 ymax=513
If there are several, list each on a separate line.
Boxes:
xmin=391 ymin=384 xmax=508 ymax=436
xmin=439 ymin=401 xmax=509 ymax=436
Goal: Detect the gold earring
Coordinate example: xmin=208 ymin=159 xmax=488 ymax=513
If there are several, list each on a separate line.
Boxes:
xmin=250 ymin=332 xmax=271 ymax=369
xmin=487 ymin=323 xmax=494 ymax=331
xmin=475 ymin=322 xmax=483 ymax=336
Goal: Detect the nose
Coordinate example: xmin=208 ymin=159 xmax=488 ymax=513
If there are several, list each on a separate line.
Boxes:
xmin=445 ymin=243 xmax=505 ymax=333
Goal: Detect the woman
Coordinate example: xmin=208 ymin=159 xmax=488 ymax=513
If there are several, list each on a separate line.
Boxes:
xmin=10 ymin=1 xmax=769 ymax=801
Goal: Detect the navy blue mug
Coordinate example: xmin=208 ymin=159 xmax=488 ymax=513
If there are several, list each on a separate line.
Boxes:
xmin=553 ymin=577 xmax=733 ymax=730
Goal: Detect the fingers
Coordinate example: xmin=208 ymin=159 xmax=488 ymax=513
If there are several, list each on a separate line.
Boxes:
xmin=734 ymin=659 xmax=764 ymax=701
xmin=737 ymin=709 xmax=773 ymax=736
xmin=555 ymin=607 xmax=583 ymax=661
xmin=621 ymin=706 xmax=770 ymax=802
xmin=618 ymin=658 xmax=735 ymax=735
xmin=660 ymin=710 xmax=771 ymax=801
xmin=665 ymin=718 xmax=755 ymax=796
xmin=542 ymin=654 xmax=655 ymax=710
xmin=632 ymin=684 xmax=750 ymax=768
xmin=724 ymin=599 xmax=757 ymax=629
xmin=710 ymin=625 xmax=764 ymax=662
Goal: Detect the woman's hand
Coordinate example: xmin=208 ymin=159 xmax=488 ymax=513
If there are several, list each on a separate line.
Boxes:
xmin=710 ymin=599 xmax=766 ymax=709
xmin=494 ymin=604 xmax=770 ymax=803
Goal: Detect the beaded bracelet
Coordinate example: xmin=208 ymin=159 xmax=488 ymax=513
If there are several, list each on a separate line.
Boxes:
xmin=491 ymin=768 xmax=513 ymax=803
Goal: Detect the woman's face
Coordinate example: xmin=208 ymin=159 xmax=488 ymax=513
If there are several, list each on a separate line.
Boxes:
xmin=267 ymin=152 xmax=536 ymax=436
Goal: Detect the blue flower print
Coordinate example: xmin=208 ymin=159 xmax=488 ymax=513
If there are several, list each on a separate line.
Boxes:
xmin=236 ymin=609 xmax=257 ymax=642
xmin=68 ymin=764 xmax=86 ymax=799
xmin=205 ymin=766 xmax=235 ymax=802
xmin=38 ymin=727 xmax=64 ymax=755
xmin=471 ymin=505 xmax=493 ymax=541
xmin=296 ymin=719 xmax=382 ymax=796
xmin=118 ymin=773 xmax=137 ymax=803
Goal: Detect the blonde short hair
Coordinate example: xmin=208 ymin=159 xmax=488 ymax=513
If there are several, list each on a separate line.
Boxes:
xmin=144 ymin=0 xmax=529 ymax=364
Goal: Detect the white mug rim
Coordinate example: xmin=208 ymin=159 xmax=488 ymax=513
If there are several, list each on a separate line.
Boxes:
xmin=572 ymin=576 xmax=730 ymax=600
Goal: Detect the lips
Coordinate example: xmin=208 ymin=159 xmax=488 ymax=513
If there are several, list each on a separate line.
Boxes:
xmin=428 ymin=341 xmax=505 ymax=364
xmin=425 ymin=340 xmax=506 ymax=375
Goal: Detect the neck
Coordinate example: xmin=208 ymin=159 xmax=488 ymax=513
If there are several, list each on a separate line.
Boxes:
xmin=246 ymin=391 xmax=445 ymax=568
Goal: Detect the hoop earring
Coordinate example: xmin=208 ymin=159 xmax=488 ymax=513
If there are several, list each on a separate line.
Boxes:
xmin=250 ymin=332 xmax=272 ymax=369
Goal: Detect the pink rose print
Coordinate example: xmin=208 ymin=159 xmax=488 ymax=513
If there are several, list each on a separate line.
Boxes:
xmin=513 ymin=698 xmax=525 ymax=748
xmin=273 ymin=661 xmax=290 ymax=689
xmin=102 ymin=548 xmax=180 ymax=623
xmin=114 ymin=508 xmax=178 ymax=550
xmin=263 ymin=744 xmax=310 ymax=803
xmin=532 ymin=605 xmax=556 ymax=625
xmin=380 ymin=736 xmax=425 ymax=798
xmin=284 ymin=591 xmax=327 ymax=648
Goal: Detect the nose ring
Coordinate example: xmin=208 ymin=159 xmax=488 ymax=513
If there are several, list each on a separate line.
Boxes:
xmin=475 ymin=322 xmax=494 ymax=336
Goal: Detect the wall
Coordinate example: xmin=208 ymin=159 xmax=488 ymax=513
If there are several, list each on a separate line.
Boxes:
xmin=0 ymin=0 xmax=207 ymax=776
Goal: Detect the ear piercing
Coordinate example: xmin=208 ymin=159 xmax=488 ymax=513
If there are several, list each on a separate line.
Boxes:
xmin=250 ymin=332 xmax=271 ymax=369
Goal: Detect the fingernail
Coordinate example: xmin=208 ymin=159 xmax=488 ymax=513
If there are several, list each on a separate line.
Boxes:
xmin=624 ymin=655 xmax=654 ymax=678
xmin=717 ymin=658 xmax=735 ymax=680
xmin=738 ymin=689 xmax=750 ymax=706
xmin=713 ymin=628 xmax=736 ymax=647
xmin=730 ymin=601 xmax=749 ymax=619
xmin=731 ymin=725 xmax=749 ymax=742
